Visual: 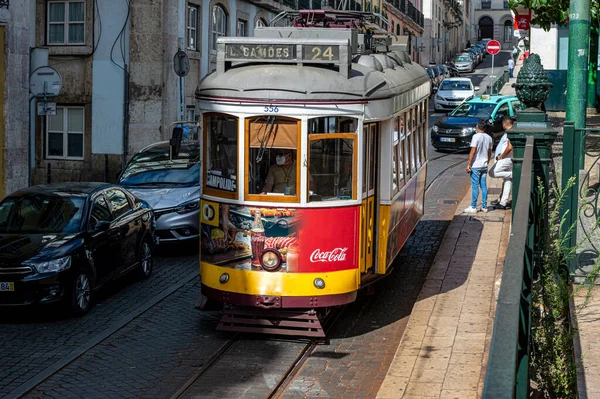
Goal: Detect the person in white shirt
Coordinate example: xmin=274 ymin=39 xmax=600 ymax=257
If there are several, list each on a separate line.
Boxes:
xmin=489 ymin=116 xmax=514 ymax=209
xmin=508 ymin=57 xmax=515 ymax=78
xmin=464 ymin=119 xmax=493 ymax=213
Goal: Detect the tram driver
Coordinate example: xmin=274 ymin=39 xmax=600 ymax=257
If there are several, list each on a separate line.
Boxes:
xmin=262 ymin=149 xmax=297 ymax=195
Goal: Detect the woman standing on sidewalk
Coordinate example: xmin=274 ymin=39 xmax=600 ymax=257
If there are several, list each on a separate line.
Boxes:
xmin=464 ymin=119 xmax=493 ymax=213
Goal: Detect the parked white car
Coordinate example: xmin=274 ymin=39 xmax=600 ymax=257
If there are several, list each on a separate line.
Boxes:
xmin=433 ymin=78 xmax=479 ymax=112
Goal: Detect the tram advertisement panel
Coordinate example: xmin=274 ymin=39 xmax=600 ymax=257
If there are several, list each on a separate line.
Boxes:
xmin=201 ymin=200 xmax=359 ymax=273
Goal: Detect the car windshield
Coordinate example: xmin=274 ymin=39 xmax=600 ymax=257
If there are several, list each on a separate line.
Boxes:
xmin=455 ymin=56 xmax=471 ymax=62
xmin=0 ymin=194 xmax=85 ymax=234
xmin=450 ymin=102 xmax=496 ymax=118
xmin=119 ymin=147 xmax=200 ymax=186
xmin=440 ymin=81 xmax=472 ymax=91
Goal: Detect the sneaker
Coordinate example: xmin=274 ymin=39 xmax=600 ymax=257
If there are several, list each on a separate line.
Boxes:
xmin=464 ymin=207 xmax=478 ymax=214
xmin=481 ymin=207 xmax=489 ymax=213
xmin=491 ymin=199 xmax=500 ymax=206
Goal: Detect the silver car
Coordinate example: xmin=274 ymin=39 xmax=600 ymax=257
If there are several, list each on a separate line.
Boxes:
xmin=453 ymin=54 xmax=474 ymax=73
xmin=118 ymin=141 xmax=200 ymax=244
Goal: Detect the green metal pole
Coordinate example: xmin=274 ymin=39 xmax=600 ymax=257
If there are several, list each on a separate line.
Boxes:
xmin=566 ymin=0 xmax=591 ymax=170
xmin=588 ymin=18 xmax=599 ymax=110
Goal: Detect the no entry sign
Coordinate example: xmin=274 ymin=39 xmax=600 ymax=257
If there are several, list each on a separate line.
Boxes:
xmin=486 ymin=40 xmax=501 ymax=55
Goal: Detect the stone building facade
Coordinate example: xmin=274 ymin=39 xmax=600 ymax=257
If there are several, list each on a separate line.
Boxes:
xmin=26 ymin=0 xmax=283 ymax=187
xmin=0 ymin=1 xmax=31 ymax=198
xmin=471 ymin=0 xmax=514 ymax=49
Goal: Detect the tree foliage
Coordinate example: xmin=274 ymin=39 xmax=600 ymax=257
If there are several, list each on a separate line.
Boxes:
xmin=508 ymin=0 xmax=599 ymax=31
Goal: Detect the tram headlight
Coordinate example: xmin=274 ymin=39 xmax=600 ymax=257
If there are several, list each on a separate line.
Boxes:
xmin=219 ymin=273 xmax=230 ymax=284
xmin=260 ymin=248 xmax=282 ymax=272
xmin=432 ymin=125 xmax=439 ymax=133
xmin=314 ymin=278 xmax=326 ymax=289
xmin=461 ymin=127 xmax=476 ymax=136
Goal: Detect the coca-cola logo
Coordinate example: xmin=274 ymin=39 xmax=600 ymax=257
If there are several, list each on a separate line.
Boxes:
xmin=310 ymin=248 xmax=348 ymax=263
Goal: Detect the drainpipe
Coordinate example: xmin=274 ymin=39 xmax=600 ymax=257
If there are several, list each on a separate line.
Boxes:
xmin=122 ymin=63 xmax=129 ymax=175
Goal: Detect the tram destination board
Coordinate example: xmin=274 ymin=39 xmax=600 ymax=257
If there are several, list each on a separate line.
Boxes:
xmin=224 ymin=43 xmax=340 ymax=63
xmin=226 ymin=43 xmax=296 ymax=60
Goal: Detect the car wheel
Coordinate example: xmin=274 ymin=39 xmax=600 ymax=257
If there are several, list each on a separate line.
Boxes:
xmin=137 ymin=240 xmax=153 ymax=279
xmin=71 ymin=268 xmax=93 ymax=316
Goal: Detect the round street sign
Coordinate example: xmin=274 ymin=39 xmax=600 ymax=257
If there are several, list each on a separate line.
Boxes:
xmin=173 ymin=50 xmax=190 ymax=77
xmin=486 ymin=40 xmax=501 ymax=55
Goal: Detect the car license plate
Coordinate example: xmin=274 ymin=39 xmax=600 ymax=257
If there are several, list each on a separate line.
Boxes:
xmin=0 ymin=282 xmax=14 ymax=292
xmin=440 ymin=137 xmax=456 ymax=143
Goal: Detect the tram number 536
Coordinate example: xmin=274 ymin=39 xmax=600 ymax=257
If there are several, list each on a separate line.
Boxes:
xmin=264 ymin=106 xmax=279 ymax=113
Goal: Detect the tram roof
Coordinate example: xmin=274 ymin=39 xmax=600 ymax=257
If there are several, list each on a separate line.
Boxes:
xmin=196 ymin=57 xmax=429 ymax=103
xmin=196 ymin=25 xmax=430 ymax=104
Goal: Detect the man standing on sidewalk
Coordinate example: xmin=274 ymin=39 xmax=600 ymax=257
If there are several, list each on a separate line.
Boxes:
xmin=464 ymin=119 xmax=493 ymax=213
xmin=489 ymin=116 xmax=514 ymax=210
xmin=508 ymin=57 xmax=515 ymax=78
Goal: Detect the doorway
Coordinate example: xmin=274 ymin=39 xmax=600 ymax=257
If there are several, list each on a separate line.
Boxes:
xmin=361 ymin=122 xmax=378 ymax=274
xmin=479 ymin=16 xmax=494 ymax=41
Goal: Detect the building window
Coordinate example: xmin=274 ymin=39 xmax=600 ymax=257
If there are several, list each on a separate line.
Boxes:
xmin=211 ymin=5 xmax=227 ymax=52
xmin=187 ymin=107 xmax=196 ymax=122
xmin=47 ymin=1 xmax=85 ymax=45
xmin=503 ymin=20 xmax=513 ymax=42
xmin=503 ymin=0 xmax=509 ymax=7
xmin=47 ymin=106 xmax=85 ymax=160
xmin=481 ymin=0 xmax=491 ymax=8
xmin=255 ymin=18 xmax=267 ymax=28
xmin=187 ymin=5 xmax=199 ymax=51
xmin=237 ymin=19 xmax=247 ymax=37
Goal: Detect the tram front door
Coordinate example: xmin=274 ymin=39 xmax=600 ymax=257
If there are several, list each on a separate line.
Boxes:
xmin=360 ymin=123 xmax=378 ymax=274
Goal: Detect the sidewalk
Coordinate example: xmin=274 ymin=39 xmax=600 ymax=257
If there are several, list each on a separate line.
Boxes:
xmin=376 ymin=174 xmax=511 ymax=398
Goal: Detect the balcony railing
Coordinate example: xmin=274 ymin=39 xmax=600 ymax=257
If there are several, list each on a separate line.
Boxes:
xmin=386 ymin=0 xmax=424 ymax=28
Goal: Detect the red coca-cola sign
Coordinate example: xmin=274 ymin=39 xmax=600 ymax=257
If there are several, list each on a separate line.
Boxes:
xmin=310 ymin=247 xmax=349 ymax=263
xmin=296 ymin=206 xmax=359 ymax=272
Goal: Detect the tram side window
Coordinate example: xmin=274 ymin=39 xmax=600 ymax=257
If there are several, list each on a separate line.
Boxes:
xmin=205 ymin=114 xmax=238 ymax=196
xmin=420 ymin=101 xmax=428 ymax=163
xmin=402 ymin=113 xmax=411 ymax=179
xmin=393 ymin=116 xmax=405 ymax=193
xmin=247 ymin=117 xmax=300 ymax=198
xmin=308 ymin=116 xmax=357 ymax=202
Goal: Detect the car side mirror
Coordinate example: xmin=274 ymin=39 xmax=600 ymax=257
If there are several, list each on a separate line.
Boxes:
xmin=474 ymin=86 xmax=480 ymax=91
xmin=170 ymin=126 xmax=183 ymax=159
xmin=93 ymin=220 xmax=111 ymax=232
xmin=433 ymin=87 xmax=438 ymax=92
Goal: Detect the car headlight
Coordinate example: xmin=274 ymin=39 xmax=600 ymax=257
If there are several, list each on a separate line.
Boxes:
xmin=461 ymin=127 xmax=477 ymax=136
xmin=29 ymin=256 xmax=72 ymax=273
xmin=435 ymin=95 xmax=444 ymax=101
xmin=432 ymin=125 xmax=439 ymax=133
xmin=176 ymin=200 xmax=200 ymax=214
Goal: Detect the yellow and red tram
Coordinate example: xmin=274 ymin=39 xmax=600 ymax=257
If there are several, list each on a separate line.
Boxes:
xmin=194 ymin=11 xmax=430 ymax=335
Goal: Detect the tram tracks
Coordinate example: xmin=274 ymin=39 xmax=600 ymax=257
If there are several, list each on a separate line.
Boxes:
xmin=169 ymin=307 xmax=344 ymax=399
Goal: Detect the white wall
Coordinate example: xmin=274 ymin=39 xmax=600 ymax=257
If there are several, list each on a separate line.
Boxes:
xmin=530 ymin=26 xmax=558 ymax=70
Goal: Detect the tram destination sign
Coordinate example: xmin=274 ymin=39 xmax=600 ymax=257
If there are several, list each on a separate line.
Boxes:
xmin=226 ymin=43 xmax=296 ymax=61
xmin=224 ymin=43 xmax=340 ymax=63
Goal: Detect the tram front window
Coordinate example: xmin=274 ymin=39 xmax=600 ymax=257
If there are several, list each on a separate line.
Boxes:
xmin=308 ymin=116 xmax=357 ymax=202
xmin=247 ymin=117 xmax=300 ymax=199
xmin=204 ymin=114 xmax=238 ymax=197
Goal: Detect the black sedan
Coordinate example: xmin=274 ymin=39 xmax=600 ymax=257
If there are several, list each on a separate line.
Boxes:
xmin=0 ymin=183 xmax=155 ymax=315
xmin=430 ymin=94 xmax=522 ymax=151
